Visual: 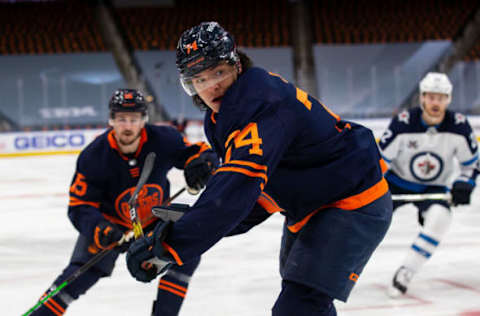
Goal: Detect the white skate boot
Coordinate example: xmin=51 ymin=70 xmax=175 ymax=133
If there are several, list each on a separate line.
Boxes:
xmin=387 ymin=266 xmax=414 ymax=298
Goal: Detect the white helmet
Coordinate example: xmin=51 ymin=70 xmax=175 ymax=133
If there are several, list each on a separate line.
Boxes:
xmin=419 ymin=72 xmax=452 ymax=98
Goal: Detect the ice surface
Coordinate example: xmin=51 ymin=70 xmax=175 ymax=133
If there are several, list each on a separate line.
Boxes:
xmin=2 ymin=155 xmax=480 ymax=315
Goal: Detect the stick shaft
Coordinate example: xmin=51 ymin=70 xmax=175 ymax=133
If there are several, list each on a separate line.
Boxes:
xmin=392 ymin=193 xmax=451 ymax=201
xmin=22 ymin=185 xmax=187 ymax=316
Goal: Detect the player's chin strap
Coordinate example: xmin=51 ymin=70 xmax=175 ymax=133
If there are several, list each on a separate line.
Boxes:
xmin=392 ymin=193 xmax=451 ymax=202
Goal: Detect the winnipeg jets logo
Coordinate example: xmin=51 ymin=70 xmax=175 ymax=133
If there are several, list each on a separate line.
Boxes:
xmin=418 ymin=160 xmax=435 ymax=175
xmin=454 ymin=113 xmax=466 ymax=125
xmin=398 ymin=110 xmax=410 ymax=124
xmin=410 ymin=152 xmax=443 ymax=182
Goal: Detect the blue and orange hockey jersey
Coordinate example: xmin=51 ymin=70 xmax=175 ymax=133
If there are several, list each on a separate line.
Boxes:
xmin=68 ymin=124 xmax=210 ymax=243
xmin=164 ymin=67 xmax=388 ymax=265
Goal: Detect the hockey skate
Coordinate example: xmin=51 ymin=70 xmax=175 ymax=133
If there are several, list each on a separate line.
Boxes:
xmin=387 ymin=266 xmax=414 ymax=298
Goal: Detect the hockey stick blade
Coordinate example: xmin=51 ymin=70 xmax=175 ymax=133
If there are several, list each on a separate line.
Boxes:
xmin=151 ymin=207 xmax=185 ymax=222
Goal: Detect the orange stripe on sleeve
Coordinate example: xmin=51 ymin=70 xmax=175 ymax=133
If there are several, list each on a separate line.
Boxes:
xmin=162 ymin=242 xmax=184 ymax=266
xmin=214 ymin=166 xmax=268 ymax=183
xmin=225 ymin=160 xmax=268 ymax=172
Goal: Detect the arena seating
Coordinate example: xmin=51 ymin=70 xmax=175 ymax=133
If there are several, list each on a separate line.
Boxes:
xmin=114 ymin=0 xmax=291 ymax=50
xmin=0 ymin=0 xmax=105 ymax=55
xmin=464 ymin=38 xmax=480 ymax=61
xmin=312 ymin=0 xmax=479 ymax=44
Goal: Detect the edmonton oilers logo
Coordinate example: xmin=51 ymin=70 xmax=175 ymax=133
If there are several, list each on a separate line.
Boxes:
xmin=409 ymin=152 xmax=443 ymax=182
xmin=115 ymin=184 xmax=164 ymax=225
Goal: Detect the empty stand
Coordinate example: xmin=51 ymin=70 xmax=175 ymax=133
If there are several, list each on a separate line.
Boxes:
xmin=312 ymin=0 xmax=479 ymax=44
xmin=114 ymin=0 xmax=291 ymax=50
xmin=0 ymin=0 xmax=106 ymax=55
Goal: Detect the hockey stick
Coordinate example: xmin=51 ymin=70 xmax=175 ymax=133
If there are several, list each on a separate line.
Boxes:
xmin=129 ymin=152 xmax=156 ymax=239
xmin=22 ymin=169 xmax=185 ymax=315
xmin=22 ymin=186 xmax=185 ymax=316
xmin=392 ymin=193 xmax=451 ymax=202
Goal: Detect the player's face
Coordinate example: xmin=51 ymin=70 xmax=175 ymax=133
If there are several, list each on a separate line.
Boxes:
xmin=421 ymin=92 xmax=450 ymax=124
xmin=111 ymin=112 xmax=145 ymax=149
xmin=193 ymin=62 xmax=240 ymax=113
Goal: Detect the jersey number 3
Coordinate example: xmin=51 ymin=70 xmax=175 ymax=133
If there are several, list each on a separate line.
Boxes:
xmin=225 ymin=122 xmax=263 ymax=163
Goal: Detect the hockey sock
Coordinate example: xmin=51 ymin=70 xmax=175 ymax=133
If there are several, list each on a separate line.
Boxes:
xmin=30 ymin=286 xmax=72 ymax=316
xmin=402 ymin=204 xmax=451 ymax=274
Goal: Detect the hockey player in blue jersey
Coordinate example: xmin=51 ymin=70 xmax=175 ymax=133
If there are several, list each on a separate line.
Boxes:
xmin=379 ymin=72 xmax=479 ymax=297
xmin=126 ymin=22 xmax=393 ymax=315
xmin=27 ymin=89 xmax=217 ymax=316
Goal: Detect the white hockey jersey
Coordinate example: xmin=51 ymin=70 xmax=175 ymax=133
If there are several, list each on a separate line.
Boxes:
xmin=379 ymin=107 xmax=478 ymax=192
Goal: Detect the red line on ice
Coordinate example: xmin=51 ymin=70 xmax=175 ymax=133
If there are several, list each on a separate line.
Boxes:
xmin=340 ymin=284 xmax=431 ymax=311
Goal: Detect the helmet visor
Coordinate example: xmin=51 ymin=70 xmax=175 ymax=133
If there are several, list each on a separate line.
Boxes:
xmin=180 ymin=65 xmax=237 ymax=96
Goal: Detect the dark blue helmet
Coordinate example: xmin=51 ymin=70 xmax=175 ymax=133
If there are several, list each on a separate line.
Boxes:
xmin=109 ymin=89 xmax=147 ymax=117
xmin=176 ymin=22 xmax=238 ymax=80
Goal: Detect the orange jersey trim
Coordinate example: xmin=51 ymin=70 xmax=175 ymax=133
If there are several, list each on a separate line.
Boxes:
xmin=288 ymin=177 xmax=389 ymax=233
xmin=162 ymin=241 xmax=184 ymax=266
xmin=184 ymin=142 xmax=211 ymax=167
xmin=210 ymin=112 xmax=217 ymax=124
xmin=328 ymin=177 xmax=389 ymax=210
xmin=46 ymin=297 xmax=65 ymax=314
xmin=43 ymin=302 xmax=63 ymax=316
xmin=40 ymin=294 xmax=65 ymax=316
xmin=69 ymin=196 xmax=100 ymax=208
xmin=107 ymin=128 xmax=148 ymax=160
xmin=379 ymin=158 xmax=388 ymax=174
xmin=214 ymin=166 xmax=268 ymax=183
xmin=225 ymin=160 xmax=268 ymax=172
xmin=159 ymin=279 xmax=187 ymax=293
xmin=158 ymin=285 xmax=186 ymax=298
xmin=184 ymin=152 xmax=201 ymax=167
xmin=257 ymin=192 xmax=283 ymax=214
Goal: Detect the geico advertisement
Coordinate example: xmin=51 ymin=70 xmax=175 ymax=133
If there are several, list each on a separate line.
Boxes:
xmin=0 ymin=129 xmax=105 ymax=156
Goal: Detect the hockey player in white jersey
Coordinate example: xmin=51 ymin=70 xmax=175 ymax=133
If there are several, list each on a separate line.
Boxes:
xmin=379 ymin=72 xmax=479 ymax=297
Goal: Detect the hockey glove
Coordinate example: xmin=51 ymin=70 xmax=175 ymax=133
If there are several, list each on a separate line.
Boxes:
xmin=184 ymin=151 xmax=219 ymax=192
xmin=94 ymin=220 xmax=124 ymax=250
xmin=126 ymin=220 xmax=173 ymax=283
xmin=451 ymin=181 xmax=474 ymax=206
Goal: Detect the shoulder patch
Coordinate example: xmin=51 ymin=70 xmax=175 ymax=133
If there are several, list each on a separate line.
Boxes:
xmin=398 ymin=110 xmax=410 ymax=124
xmin=454 ymin=113 xmax=466 ymax=125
